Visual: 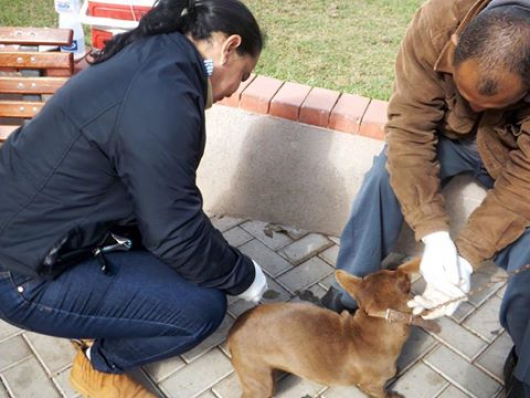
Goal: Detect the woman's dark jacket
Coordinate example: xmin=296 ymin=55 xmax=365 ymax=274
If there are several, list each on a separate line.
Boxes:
xmin=0 ymin=32 xmax=254 ymax=295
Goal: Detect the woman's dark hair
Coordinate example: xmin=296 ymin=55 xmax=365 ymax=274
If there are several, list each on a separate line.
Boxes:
xmin=90 ymin=0 xmax=264 ymax=64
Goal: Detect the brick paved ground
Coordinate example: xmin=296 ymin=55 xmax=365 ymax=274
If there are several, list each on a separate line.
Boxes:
xmin=0 ymin=217 xmax=511 ymax=398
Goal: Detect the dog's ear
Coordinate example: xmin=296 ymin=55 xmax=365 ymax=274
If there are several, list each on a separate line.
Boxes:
xmin=397 ymin=258 xmax=421 ymax=274
xmin=335 ymin=270 xmax=362 ymax=296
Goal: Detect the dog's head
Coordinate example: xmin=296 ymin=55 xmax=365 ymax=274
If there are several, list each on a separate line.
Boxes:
xmin=335 ymin=258 xmax=420 ymax=315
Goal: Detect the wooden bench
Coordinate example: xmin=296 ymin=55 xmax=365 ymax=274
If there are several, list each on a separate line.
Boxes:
xmin=0 ymin=27 xmax=75 ymax=143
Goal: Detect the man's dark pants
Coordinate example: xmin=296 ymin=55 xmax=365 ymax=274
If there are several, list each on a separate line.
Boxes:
xmin=334 ymin=135 xmax=530 ymax=393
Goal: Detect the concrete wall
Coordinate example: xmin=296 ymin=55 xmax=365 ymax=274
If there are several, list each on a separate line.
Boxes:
xmin=199 ymin=105 xmax=488 ymax=252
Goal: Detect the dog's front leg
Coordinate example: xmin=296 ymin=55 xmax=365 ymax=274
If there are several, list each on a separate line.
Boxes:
xmin=232 ymin=360 xmax=275 ymax=398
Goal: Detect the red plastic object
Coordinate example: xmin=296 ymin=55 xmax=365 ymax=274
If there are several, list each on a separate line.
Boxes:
xmin=88 ymin=1 xmax=152 ymax=21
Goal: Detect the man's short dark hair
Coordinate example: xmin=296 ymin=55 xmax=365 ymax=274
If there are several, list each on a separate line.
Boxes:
xmin=454 ymin=6 xmax=530 ymax=96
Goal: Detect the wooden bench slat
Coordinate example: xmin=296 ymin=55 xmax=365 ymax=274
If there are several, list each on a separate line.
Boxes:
xmin=0 ymin=100 xmax=44 ymax=118
xmin=0 ymin=51 xmax=73 ymax=71
xmin=0 ymin=125 xmax=18 ymax=142
xmin=0 ymin=76 xmax=68 ymax=94
xmin=0 ymin=28 xmax=73 ymax=46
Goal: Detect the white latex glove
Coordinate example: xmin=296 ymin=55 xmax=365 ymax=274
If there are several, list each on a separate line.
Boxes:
xmin=409 ymin=255 xmax=473 ymax=319
xmin=419 ymin=231 xmax=463 ymax=297
xmin=456 ymin=255 xmax=473 ymax=293
xmin=236 ymin=260 xmax=268 ymax=304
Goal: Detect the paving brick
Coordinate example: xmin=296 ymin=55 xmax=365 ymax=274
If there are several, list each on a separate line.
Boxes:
xmin=53 ymin=367 xmax=80 ymax=398
xmin=329 ymin=236 xmax=340 ymax=245
xmin=397 ymin=327 xmax=438 ymax=373
xmin=321 ymin=385 xmax=367 ymax=398
xmin=275 ymin=374 xmax=326 ymax=397
xmin=450 ymin=300 xmax=477 ymax=323
xmin=262 ymin=276 xmax=292 ymax=304
xmin=289 ymin=282 xmax=327 ymax=304
xmin=217 ymin=74 xmax=256 ymax=108
xmin=299 ymin=87 xmax=340 ymax=128
xmin=279 ymin=225 xmax=308 ymax=240
xmin=424 ymin=345 xmax=502 ymax=398
xmin=496 ymin=284 xmax=507 ymax=299
xmin=211 ymin=373 xmax=242 ymax=398
xmin=476 ymin=332 xmax=512 ymax=382
xmin=182 ymin=315 xmax=234 ymax=363
xmin=468 ymin=263 xmax=506 ymax=307
xmin=329 ymin=93 xmax=370 ymax=134
xmin=144 ymin=356 xmax=186 ymax=383
xmin=210 ymin=216 xmax=245 ymax=232
xmin=197 ymin=391 xmax=216 ymax=398
xmin=129 ymin=368 xmax=164 ymax=397
xmin=238 ymin=239 xmax=293 ymax=277
xmin=317 ymin=273 xmax=336 ymax=290
xmin=391 ymin=362 xmax=448 ymax=398
xmin=437 ymin=385 xmax=472 ymax=398
xmin=319 ymin=244 xmax=339 ymax=267
xmin=159 ymin=348 xmax=233 ymax=398
xmin=359 ymin=99 xmax=387 ymax=140
xmin=277 ymin=257 xmax=334 ymax=293
xmin=269 ymin=82 xmax=311 ymax=121
xmin=24 ymin=333 xmax=75 ymax=375
xmin=240 ymin=220 xmax=293 ymax=251
xmin=433 ymin=317 xmax=488 ymax=360
xmin=240 ymin=75 xmax=283 ymax=115
xmin=2 ymin=357 xmax=61 ymax=398
xmin=0 ymin=381 xmax=8 ymax=398
xmin=0 ymin=322 xmax=21 ymax=341
xmin=279 ymin=233 xmax=332 ymax=265
xmin=227 ymin=297 xmax=255 ymax=319
xmin=0 ymin=335 xmax=32 ymax=372
xmin=222 ymin=226 xmax=253 ymax=247
xmin=463 ymin=296 xmax=503 ymax=343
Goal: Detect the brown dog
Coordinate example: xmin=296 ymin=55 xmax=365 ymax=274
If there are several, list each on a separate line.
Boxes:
xmin=227 ymin=259 xmax=438 ymax=398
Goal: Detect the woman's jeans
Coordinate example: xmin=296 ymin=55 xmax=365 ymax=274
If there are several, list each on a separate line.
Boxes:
xmin=335 ymin=135 xmax=530 ymax=387
xmin=0 ymin=251 xmax=227 ymax=374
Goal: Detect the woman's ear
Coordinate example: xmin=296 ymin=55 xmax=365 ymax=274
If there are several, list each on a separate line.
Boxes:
xmin=221 ymin=34 xmax=242 ymax=65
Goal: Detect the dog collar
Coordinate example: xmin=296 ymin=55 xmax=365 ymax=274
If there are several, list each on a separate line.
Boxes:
xmin=367 ymin=308 xmax=441 ymax=334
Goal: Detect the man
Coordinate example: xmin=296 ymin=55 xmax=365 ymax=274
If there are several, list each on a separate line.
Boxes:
xmin=322 ymin=0 xmax=530 ymax=396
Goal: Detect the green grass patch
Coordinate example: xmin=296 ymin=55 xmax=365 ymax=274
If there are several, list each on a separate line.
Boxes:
xmin=245 ymin=0 xmax=423 ymax=99
xmin=0 ymin=0 xmax=57 ymax=28
xmin=0 ymin=0 xmax=423 ymax=100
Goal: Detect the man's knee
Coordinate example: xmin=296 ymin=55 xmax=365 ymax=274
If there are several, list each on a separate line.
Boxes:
xmin=364 ymin=151 xmax=391 ymax=187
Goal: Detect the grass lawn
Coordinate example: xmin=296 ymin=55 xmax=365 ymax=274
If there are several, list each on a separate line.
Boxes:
xmin=0 ymin=0 xmax=424 ymax=100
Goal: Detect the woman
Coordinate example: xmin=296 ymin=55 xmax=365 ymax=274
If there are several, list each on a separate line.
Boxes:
xmin=0 ymin=0 xmax=266 ymax=396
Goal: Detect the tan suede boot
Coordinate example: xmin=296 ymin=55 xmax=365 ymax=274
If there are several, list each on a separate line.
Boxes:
xmin=69 ymin=344 xmax=156 ymax=398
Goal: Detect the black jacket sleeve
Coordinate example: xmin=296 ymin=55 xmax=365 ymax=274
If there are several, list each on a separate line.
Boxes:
xmin=110 ymin=62 xmax=254 ymax=294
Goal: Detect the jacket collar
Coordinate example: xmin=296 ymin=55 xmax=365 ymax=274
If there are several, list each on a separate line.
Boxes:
xmin=434 ymin=0 xmax=491 ymax=74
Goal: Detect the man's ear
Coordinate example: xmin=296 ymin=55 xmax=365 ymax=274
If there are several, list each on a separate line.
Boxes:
xmin=221 ymin=34 xmax=242 ymax=65
xmin=335 ymin=270 xmax=362 ymax=298
xmin=451 ymin=33 xmax=459 ymax=46
xmin=397 ymin=258 xmax=421 ymax=275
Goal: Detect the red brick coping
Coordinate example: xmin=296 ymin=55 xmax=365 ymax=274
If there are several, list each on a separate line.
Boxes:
xmin=218 ymin=74 xmax=388 ymax=141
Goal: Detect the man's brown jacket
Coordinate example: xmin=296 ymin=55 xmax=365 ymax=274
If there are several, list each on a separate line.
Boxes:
xmin=386 ymin=0 xmax=530 ymax=268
